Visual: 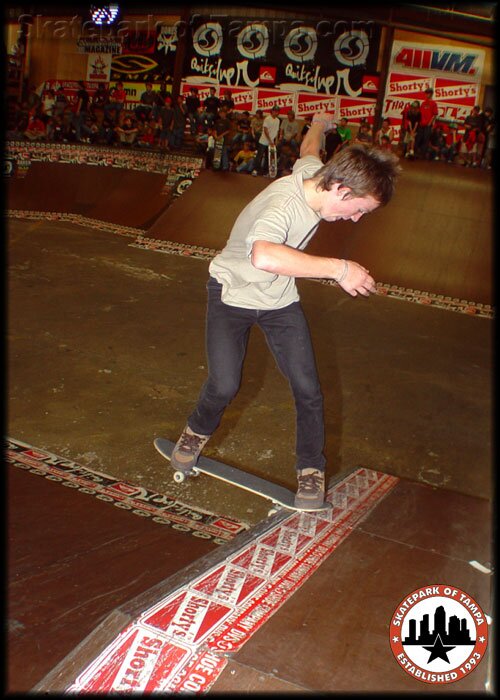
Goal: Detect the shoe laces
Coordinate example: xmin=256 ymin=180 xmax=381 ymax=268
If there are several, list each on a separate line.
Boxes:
xmin=178 ymin=432 xmax=206 ymax=454
xmin=297 ymin=470 xmax=323 ymax=493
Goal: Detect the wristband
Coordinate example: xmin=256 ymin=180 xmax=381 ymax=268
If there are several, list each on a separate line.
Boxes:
xmin=335 ymin=259 xmax=348 ymax=284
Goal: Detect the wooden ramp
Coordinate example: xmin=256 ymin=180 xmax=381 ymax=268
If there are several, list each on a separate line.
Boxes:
xmin=147 ymin=164 xmax=493 ymax=305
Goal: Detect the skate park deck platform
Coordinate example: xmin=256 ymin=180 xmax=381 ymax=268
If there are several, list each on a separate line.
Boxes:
xmin=6 ymin=146 xmax=493 ymax=692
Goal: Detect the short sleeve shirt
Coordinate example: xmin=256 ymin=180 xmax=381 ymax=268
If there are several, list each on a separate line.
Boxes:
xmin=209 ymin=155 xmax=323 ymax=309
xmin=259 ymin=115 xmax=281 ymax=145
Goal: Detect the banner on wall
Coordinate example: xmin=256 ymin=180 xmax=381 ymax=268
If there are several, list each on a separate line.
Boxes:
xmin=390 ymin=40 xmax=485 ymax=81
xmin=296 ymin=93 xmax=338 ymax=117
xmin=86 ymin=53 xmax=112 ymax=82
xmin=43 ymin=80 xmax=101 ymax=107
xmin=120 ymin=82 xmax=169 ymax=106
xmin=183 ymin=17 xmax=381 ymax=96
xmin=180 ymin=83 xmax=214 ymax=103
xmin=110 ymin=25 xmax=177 ymax=82
xmin=338 ymin=96 xmax=376 ymax=123
xmin=77 ymin=36 xmax=123 ymax=54
xmin=255 ymin=88 xmax=295 ymax=113
xmin=433 ymin=77 xmax=479 ymax=122
xmin=383 ymin=40 xmax=485 ymax=138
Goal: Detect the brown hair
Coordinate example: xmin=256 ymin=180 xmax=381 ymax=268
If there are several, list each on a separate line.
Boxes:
xmin=313 ymin=144 xmax=401 ymax=206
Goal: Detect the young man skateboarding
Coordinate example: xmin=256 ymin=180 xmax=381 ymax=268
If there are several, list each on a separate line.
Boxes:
xmin=170 ymin=112 xmax=400 ymax=508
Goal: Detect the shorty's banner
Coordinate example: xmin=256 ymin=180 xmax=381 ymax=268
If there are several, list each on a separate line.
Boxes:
xmin=383 ymin=40 xmax=484 ymax=138
xmin=296 ymin=93 xmax=339 ymax=118
xmin=338 ymin=96 xmax=376 ymax=123
xmin=255 ymin=88 xmax=294 ymax=114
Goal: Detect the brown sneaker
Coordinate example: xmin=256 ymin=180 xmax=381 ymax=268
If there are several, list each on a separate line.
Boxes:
xmin=294 ymin=468 xmax=325 ymax=509
xmin=171 ymin=425 xmax=211 ymax=473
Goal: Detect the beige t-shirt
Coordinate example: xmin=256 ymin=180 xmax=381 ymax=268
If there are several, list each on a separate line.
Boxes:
xmin=209 ymin=155 xmax=323 ymax=309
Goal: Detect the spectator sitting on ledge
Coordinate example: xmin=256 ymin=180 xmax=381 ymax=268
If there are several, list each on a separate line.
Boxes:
xmin=115 ymin=114 xmax=138 ymax=146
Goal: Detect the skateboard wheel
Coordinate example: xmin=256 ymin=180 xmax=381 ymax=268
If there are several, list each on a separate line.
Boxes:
xmin=173 ymin=471 xmax=186 ymax=483
xmin=268 ymin=507 xmax=278 ymax=516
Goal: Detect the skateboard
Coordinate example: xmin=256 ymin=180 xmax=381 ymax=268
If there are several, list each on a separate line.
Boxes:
xmin=154 ymin=437 xmax=331 ymax=515
xmin=267 ymin=144 xmax=278 ymax=178
xmin=212 ymin=136 xmax=224 ymax=170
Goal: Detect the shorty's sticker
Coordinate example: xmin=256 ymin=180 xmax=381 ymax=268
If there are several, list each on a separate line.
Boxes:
xmin=390 ymin=585 xmax=489 ymax=684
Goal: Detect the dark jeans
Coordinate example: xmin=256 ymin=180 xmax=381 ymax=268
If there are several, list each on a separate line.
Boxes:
xmin=188 ymin=277 xmax=326 ymax=472
xmin=415 ymin=124 xmax=433 ymax=156
xmin=255 ymin=142 xmax=269 ymax=173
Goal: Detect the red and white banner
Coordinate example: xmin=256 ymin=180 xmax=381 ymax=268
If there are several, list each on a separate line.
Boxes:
xmin=387 ymin=71 xmax=432 ymax=99
xmin=383 ymin=40 xmax=484 ymax=138
xmin=255 ymin=88 xmax=294 ymax=114
xmin=361 ymin=74 xmax=380 ymax=94
xmin=68 ymin=467 xmax=399 ymax=693
xmin=338 ymin=96 xmax=377 ymax=124
xmin=226 ymin=87 xmax=255 ymax=112
xmin=181 ymin=83 xmax=254 ymax=112
xmin=42 ymin=80 xmax=102 ymax=109
xmin=296 ymin=93 xmax=338 ymax=118
xmin=391 ymin=40 xmax=484 ymax=82
xmin=433 ymin=77 xmax=479 ymax=123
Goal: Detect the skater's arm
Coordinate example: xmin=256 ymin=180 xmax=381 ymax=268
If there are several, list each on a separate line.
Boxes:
xmin=300 ymin=112 xmax=334 ymax=159
xmin=251 ymin=240 xmax=376 ymax=297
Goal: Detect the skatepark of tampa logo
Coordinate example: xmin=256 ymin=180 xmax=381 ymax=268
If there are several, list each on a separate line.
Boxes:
xmin=390 ymin=585 xmax=489 ymax=684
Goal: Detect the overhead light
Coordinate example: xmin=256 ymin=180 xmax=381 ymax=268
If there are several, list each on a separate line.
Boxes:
xmin=90 ymin=5 xmax=120 ymax=25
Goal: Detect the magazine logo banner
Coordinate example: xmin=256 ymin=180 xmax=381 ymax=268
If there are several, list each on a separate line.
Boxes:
xmin=390 ymin=585 xmax=489 ymax=684
xmin=77 ymin=36 xmax=123 ymax=54
xmin=391 ymin=40 xmax=484 ymax=81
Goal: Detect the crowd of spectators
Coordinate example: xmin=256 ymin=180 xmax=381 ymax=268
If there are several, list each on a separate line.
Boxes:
xmin=399 ymin=89 xmax=494 ymax=168
xmin=8 ymin=81 xmax=495 ymax=173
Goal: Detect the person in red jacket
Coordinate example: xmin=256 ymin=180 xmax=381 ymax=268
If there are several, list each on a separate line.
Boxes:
xmin=24 ymin=108 xmax=47 ymax=140
xmin=459 ymin=122 xmax=477 ymax=167
xmin=415 ymin=88 xmax=438 ymax=158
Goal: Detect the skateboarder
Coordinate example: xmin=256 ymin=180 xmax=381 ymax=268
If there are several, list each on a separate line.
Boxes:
xmin=170 ymin=111 xmax=401 ymax=508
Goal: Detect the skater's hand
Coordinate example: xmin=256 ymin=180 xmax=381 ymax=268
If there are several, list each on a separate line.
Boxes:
xmin=336 ymin=260 xmax=376 ymax=297
xmin=312 ymin=111 xmax=336 ymax=132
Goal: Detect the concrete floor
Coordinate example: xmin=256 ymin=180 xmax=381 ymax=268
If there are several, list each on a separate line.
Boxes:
xmin=8 ymin=216 xmax=493 ymax=528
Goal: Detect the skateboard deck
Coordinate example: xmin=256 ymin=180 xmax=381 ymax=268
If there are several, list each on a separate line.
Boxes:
xmin=212 ymin=136 xmax=224 ymax=170
xmin=268 ymin=144 xmax=278 ymax=178
xmin=154 ymin=437 xmax=331 ymax=514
